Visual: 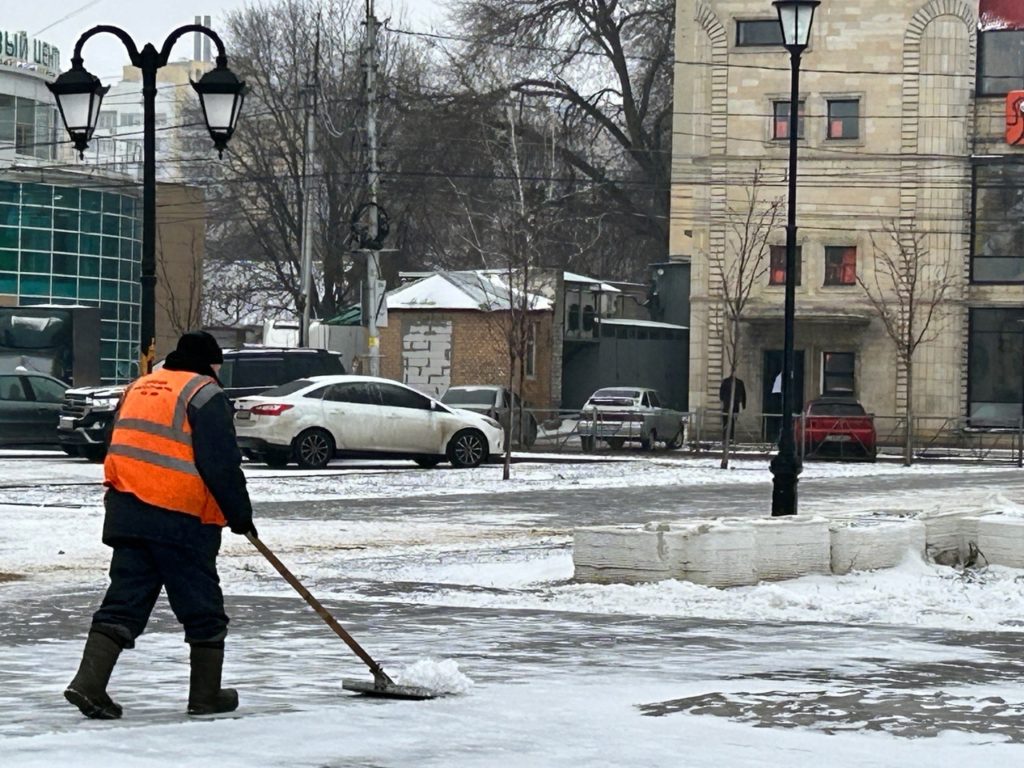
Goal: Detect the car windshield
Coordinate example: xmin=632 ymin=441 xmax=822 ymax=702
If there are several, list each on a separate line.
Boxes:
xmin=810 ymin=401 xmax=866 ymax=416
xmin=260 ymin=379 xmax=313 ymax=397
xmin=441 ymin=388 xmax=497 ymax=406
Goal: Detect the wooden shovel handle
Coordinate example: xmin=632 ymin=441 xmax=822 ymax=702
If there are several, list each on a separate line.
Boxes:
xmin=246 ymin=532 xmax=391 ymax=682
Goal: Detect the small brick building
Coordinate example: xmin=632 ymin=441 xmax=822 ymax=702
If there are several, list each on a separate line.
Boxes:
xmin=378 ymin=272 xmax=555 ymax=408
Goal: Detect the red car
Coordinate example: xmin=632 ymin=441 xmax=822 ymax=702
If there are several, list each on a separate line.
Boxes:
xmin=795 ymin=396 xmax=877 ymax=461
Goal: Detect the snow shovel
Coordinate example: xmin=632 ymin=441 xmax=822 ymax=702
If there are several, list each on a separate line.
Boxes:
xmin=245 ymin=532 xmax=439 ymax=700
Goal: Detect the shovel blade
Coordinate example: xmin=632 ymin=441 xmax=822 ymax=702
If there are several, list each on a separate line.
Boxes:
xmin=342 ymin=678 xmax=441 ymax=700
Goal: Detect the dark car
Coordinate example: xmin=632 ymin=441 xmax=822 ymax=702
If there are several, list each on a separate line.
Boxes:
xmin=440 ymin=385 xmax=538 ymax=448
xmin=0 ymin=370 xmax=69 ymax=449
xmin=795 ymin=395 xmax=877 ymax=460
xmin=57 ymin=346 xmax=347 ymax=460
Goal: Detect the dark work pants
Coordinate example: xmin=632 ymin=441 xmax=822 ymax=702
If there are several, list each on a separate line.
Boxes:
xmin=91 ymin=540 xmax=228 ymax=648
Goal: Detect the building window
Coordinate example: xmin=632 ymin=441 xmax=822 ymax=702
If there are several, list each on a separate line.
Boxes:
xmin=968 ymin=308 xmax=1024 ymax=425
xmin=525 ymin=321 xmax=537 ymax=379
xmin=769 ymin=245 xmax=802 ymax=286
xmin=824 ymin=246 xmax=857 ymax=285
xmin=773 ymin=100 xmax=805 ymax=140
xmin=97 ymin=111 xmax=116 ymax=129
xmin=973 ymin=163 xmax=1024 ymax=283
xmin=822 ymin=352 xmax=855 ymax=394
xmin=119 ymin=113 xmax=142 ymax=128
xmin=736 ymin=19 xmax=783 ymax=47
xmin=978 ymin=30 xmax=1024 ymax=96
xmin=827 ymin=99 xmax=859 ymax=139
xmin=567 ymin=303 xmax=580 ymax=332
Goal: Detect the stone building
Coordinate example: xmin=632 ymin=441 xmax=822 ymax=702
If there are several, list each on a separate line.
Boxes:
xmin=671 ymin=0 xmax=1024 ymax=435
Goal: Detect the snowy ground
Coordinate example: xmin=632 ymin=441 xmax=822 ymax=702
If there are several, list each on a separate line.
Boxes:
xmin=3 ymin=450 xmax=1024 ymax=765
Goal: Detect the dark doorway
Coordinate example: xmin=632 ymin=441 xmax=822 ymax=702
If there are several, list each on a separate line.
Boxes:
xmin=762 ymin=349 xmax=804 ymax=443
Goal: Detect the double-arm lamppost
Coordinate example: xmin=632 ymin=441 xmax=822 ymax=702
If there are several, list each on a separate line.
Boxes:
xmin=769 ymin=0 xmax=818 ymax=516
xmin=47 ymin=24 xmax=246 ymax=375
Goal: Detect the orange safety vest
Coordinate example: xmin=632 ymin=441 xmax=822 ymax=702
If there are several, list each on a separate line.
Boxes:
xmin=104 ymin=369 xmax=228 ymax=527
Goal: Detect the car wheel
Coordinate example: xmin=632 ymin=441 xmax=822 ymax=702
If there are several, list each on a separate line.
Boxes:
xmin=61 ymin=445 xmax=78 ymax=457
xmin=580 ymin=436 xmax=595 ymax=452
xmin=264 ymin=449 xmax=292 ymax=468
xmin=415 ymin=457 xmax=441 ymax=469
xmin=78 ymin=445 xmax=107 ymax=462
xmin=667 ymin=430 xmax=684 ymax=450
xmin=447 ymin=429 xmax=487 ymax=468
xmin=607 ymin=437 xmax=625 ymax=450
xmin=294 ymin=428 xmax=334 ymax=469
xmin=640 ymin=430 xmax=657 ymax=450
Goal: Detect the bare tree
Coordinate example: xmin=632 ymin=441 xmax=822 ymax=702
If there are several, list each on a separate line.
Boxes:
xmin=710 ymin=168 xmax=781 ymax=468
xmin=858 ymin=219 xmax=953 ymax=466
xmin=156 ymin=227 xmax=202 ymax=337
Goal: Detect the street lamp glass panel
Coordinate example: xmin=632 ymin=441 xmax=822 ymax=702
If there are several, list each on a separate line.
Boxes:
xmin=47 ymin=67 xmax=109 ymax=155
xmin=773 ymin=0 xmax=819 ymax=49
xmin=191 ymin=65 xmax=246 ymax=153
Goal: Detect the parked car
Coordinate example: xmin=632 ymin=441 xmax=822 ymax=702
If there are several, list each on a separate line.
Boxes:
xmin=233 ymin=375 xmax=506 ymax=469
xmin=440 ymin=385 xmax=538 ymax=448
xmin=577 ymin=387 xmax=685 ymax=451
xmin=0 ymin=370 xmax=69 ymax=450
xmin=57 ymin=346 xmax=346 ymax=461
xmin=795 ymin=395 xmax=877 ymax=461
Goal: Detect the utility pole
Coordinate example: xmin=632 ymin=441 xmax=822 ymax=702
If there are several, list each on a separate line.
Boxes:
xmin=364 ymin=0 xmax=381 ymax=376
xmin=299 ymin=17 xmax=321 ymax=348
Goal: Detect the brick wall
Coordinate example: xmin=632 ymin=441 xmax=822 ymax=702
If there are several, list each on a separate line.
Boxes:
xmin=379 ymin=308 xmax=555 ymax=407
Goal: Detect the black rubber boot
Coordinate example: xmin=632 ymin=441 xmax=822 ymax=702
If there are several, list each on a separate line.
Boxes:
xmin=187 ymin=644 xmax=239 ymax=715
xmin=64 ymin=630 xmax=124 ymax=719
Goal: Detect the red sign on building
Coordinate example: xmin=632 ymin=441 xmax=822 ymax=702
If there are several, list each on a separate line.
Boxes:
xmin=1007 ymin=91 xmax=1024 ymax=145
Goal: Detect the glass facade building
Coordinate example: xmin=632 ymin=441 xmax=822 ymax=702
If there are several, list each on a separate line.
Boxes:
xmin=0 ymin=179 xmax=142 ymax=381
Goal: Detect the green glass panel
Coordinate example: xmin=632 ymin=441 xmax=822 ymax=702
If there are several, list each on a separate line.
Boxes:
xmin=0 ymin=203 xmax=18 ymax=226
xmin=101 ymin=280 xmax=118 ymax=300
xmin=80 ymin=256 xmax=99 ymax=277
xmin=101 ymin=258 xmax=117 ymax=278
xmin=81 ymin=234 xmax=100 ymax=254
xmin=101 ymin=236 xmax=118 ymax=258
xmin=54 ymin=231 xmax=79 ymax=253
xmin=20 ymin=229 xmax=50 ymax=251
xmin=0 ymin=227 xmax=16 ymax=248
xmin=101 ymin=341 xmax=116 ymax=358
xmin=119 ymin=281 xmax=132 ymax=301
xmin=79 ymin=278 xmax=98 ymax=299
xmin=21 ymin=207 xmax=51 ymax=228
xmin=52 ymin=276 xmax=77 ymax=297
xmin=100 ymin=359 xmax=114 ymax=381
xmin=120 ymin=196 xmax=135 ymax=216
xmin=120 ymin=238 xmax=133 ymax=260
xmin=103 ymin=193 xmax=120 ymax=214
xmin=53 ymin=253 xmax=77 ymax=274
xmin=0 ymin=181 xmax=19 ymax=204
xmin=19 ymin=274 xmax=50 ymax=295
xmin=102 ymin=214 xmax=120 ymax=236
xmin=0 ymin=248 xmax=16 ymax=270
xmin=22 ymin=184 xmax=52 ymax=207
xmin=0 ymin=274 xmax=15 ymax=293
xmin=118 ymin=306 xmax=132 ymax=323
xmin=81 ymin=211 xmax=101 ymax=233
xmin=53 ymin=188 xmax=80 ymax=209
xmin=81 ymin=189 xmax=102 ymax=211
xmin=20 ymin=251 xmax=50 ymax=272
xmin=132 ymin=240 xmax=141 ymax=259
xmin=53 ymin=208 xmax=79 ymax=231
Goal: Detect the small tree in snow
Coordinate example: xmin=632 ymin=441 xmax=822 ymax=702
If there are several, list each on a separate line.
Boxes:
xmin=858 ymin=219 xmax=953 ymax=466
xmin=710 ymin=167 xmax=781 ymax=468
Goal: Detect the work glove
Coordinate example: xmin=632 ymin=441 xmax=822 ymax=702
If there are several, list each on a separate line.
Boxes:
xmin=230 ymin=520 xmax=258 ymax=539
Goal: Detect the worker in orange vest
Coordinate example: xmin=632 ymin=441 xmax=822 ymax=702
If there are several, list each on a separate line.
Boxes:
xmin=64 ymin=331 xmax=257 ymax=719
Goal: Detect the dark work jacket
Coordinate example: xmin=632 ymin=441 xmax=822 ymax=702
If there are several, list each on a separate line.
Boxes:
xmin=103 ymin=378 xmax=254 ymax=554
xmin=719 ymin=377 xmax=747 ymax=413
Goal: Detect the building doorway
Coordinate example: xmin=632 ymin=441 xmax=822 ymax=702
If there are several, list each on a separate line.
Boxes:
xmin=762 ymin=349 xmax=804 ymax=443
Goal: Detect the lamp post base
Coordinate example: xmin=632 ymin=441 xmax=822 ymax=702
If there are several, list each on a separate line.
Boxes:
xmin=769 ymin=452 xmax=801 ymax=516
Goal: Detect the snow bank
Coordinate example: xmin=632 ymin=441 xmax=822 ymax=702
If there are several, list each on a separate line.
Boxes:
xmin=829 ymin=517 xmax=926 ymax=575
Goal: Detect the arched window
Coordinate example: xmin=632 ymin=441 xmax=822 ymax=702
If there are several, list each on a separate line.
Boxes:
xmin=568 ymin=303 xmax=580 ymax=332
xmin=582 ymin=305 xmax=595 ymax=332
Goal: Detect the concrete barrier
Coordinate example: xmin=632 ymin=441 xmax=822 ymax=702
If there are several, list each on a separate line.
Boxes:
xmin=829 ymin=518 xmax=926 ymax=575
xmin=976 ymin=515 xmax=1024 ymax=568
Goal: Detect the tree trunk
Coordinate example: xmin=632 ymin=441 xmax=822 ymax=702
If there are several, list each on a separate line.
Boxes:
xmin=903 ymin=358 xmax=914 ymax=467
xmin=720 ymin=369 xmax=737 ymax=470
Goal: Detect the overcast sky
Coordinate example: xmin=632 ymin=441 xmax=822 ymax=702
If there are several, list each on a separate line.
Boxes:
xmin=4 ymin=0 xmax=446 ymax=82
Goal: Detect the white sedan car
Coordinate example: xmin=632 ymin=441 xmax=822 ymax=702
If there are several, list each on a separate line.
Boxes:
xmin=233 ymin=375 xmax=506 ymax=469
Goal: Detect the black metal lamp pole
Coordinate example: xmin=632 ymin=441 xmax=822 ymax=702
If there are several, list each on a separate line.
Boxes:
xmin=770 ymin=0 xmax=818 ymax=516
xmin=48 ymin=25 xmax=245 ymax=376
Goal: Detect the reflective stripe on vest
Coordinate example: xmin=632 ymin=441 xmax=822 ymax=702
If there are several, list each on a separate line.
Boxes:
xmin=104 ymin=369 xmax=228 ymax=526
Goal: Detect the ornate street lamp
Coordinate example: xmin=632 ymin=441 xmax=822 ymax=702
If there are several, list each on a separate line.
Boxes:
xmin=770 ymin=0 xmax=818 ymax=516
xmin=48 ymin=24 xmax=246 ymax=375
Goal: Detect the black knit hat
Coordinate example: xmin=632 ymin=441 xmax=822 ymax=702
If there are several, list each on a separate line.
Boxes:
xmin=174 ymin=330 xmax=223 ymax=365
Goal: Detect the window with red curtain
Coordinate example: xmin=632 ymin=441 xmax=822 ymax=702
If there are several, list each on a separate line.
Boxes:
xmin=824 ymin=246 xmax=857 ymax=285
xmin=769 ymin=245 xmax=802 ymax=285
xmin=772 ymin=101 xmax=805 ymax=140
